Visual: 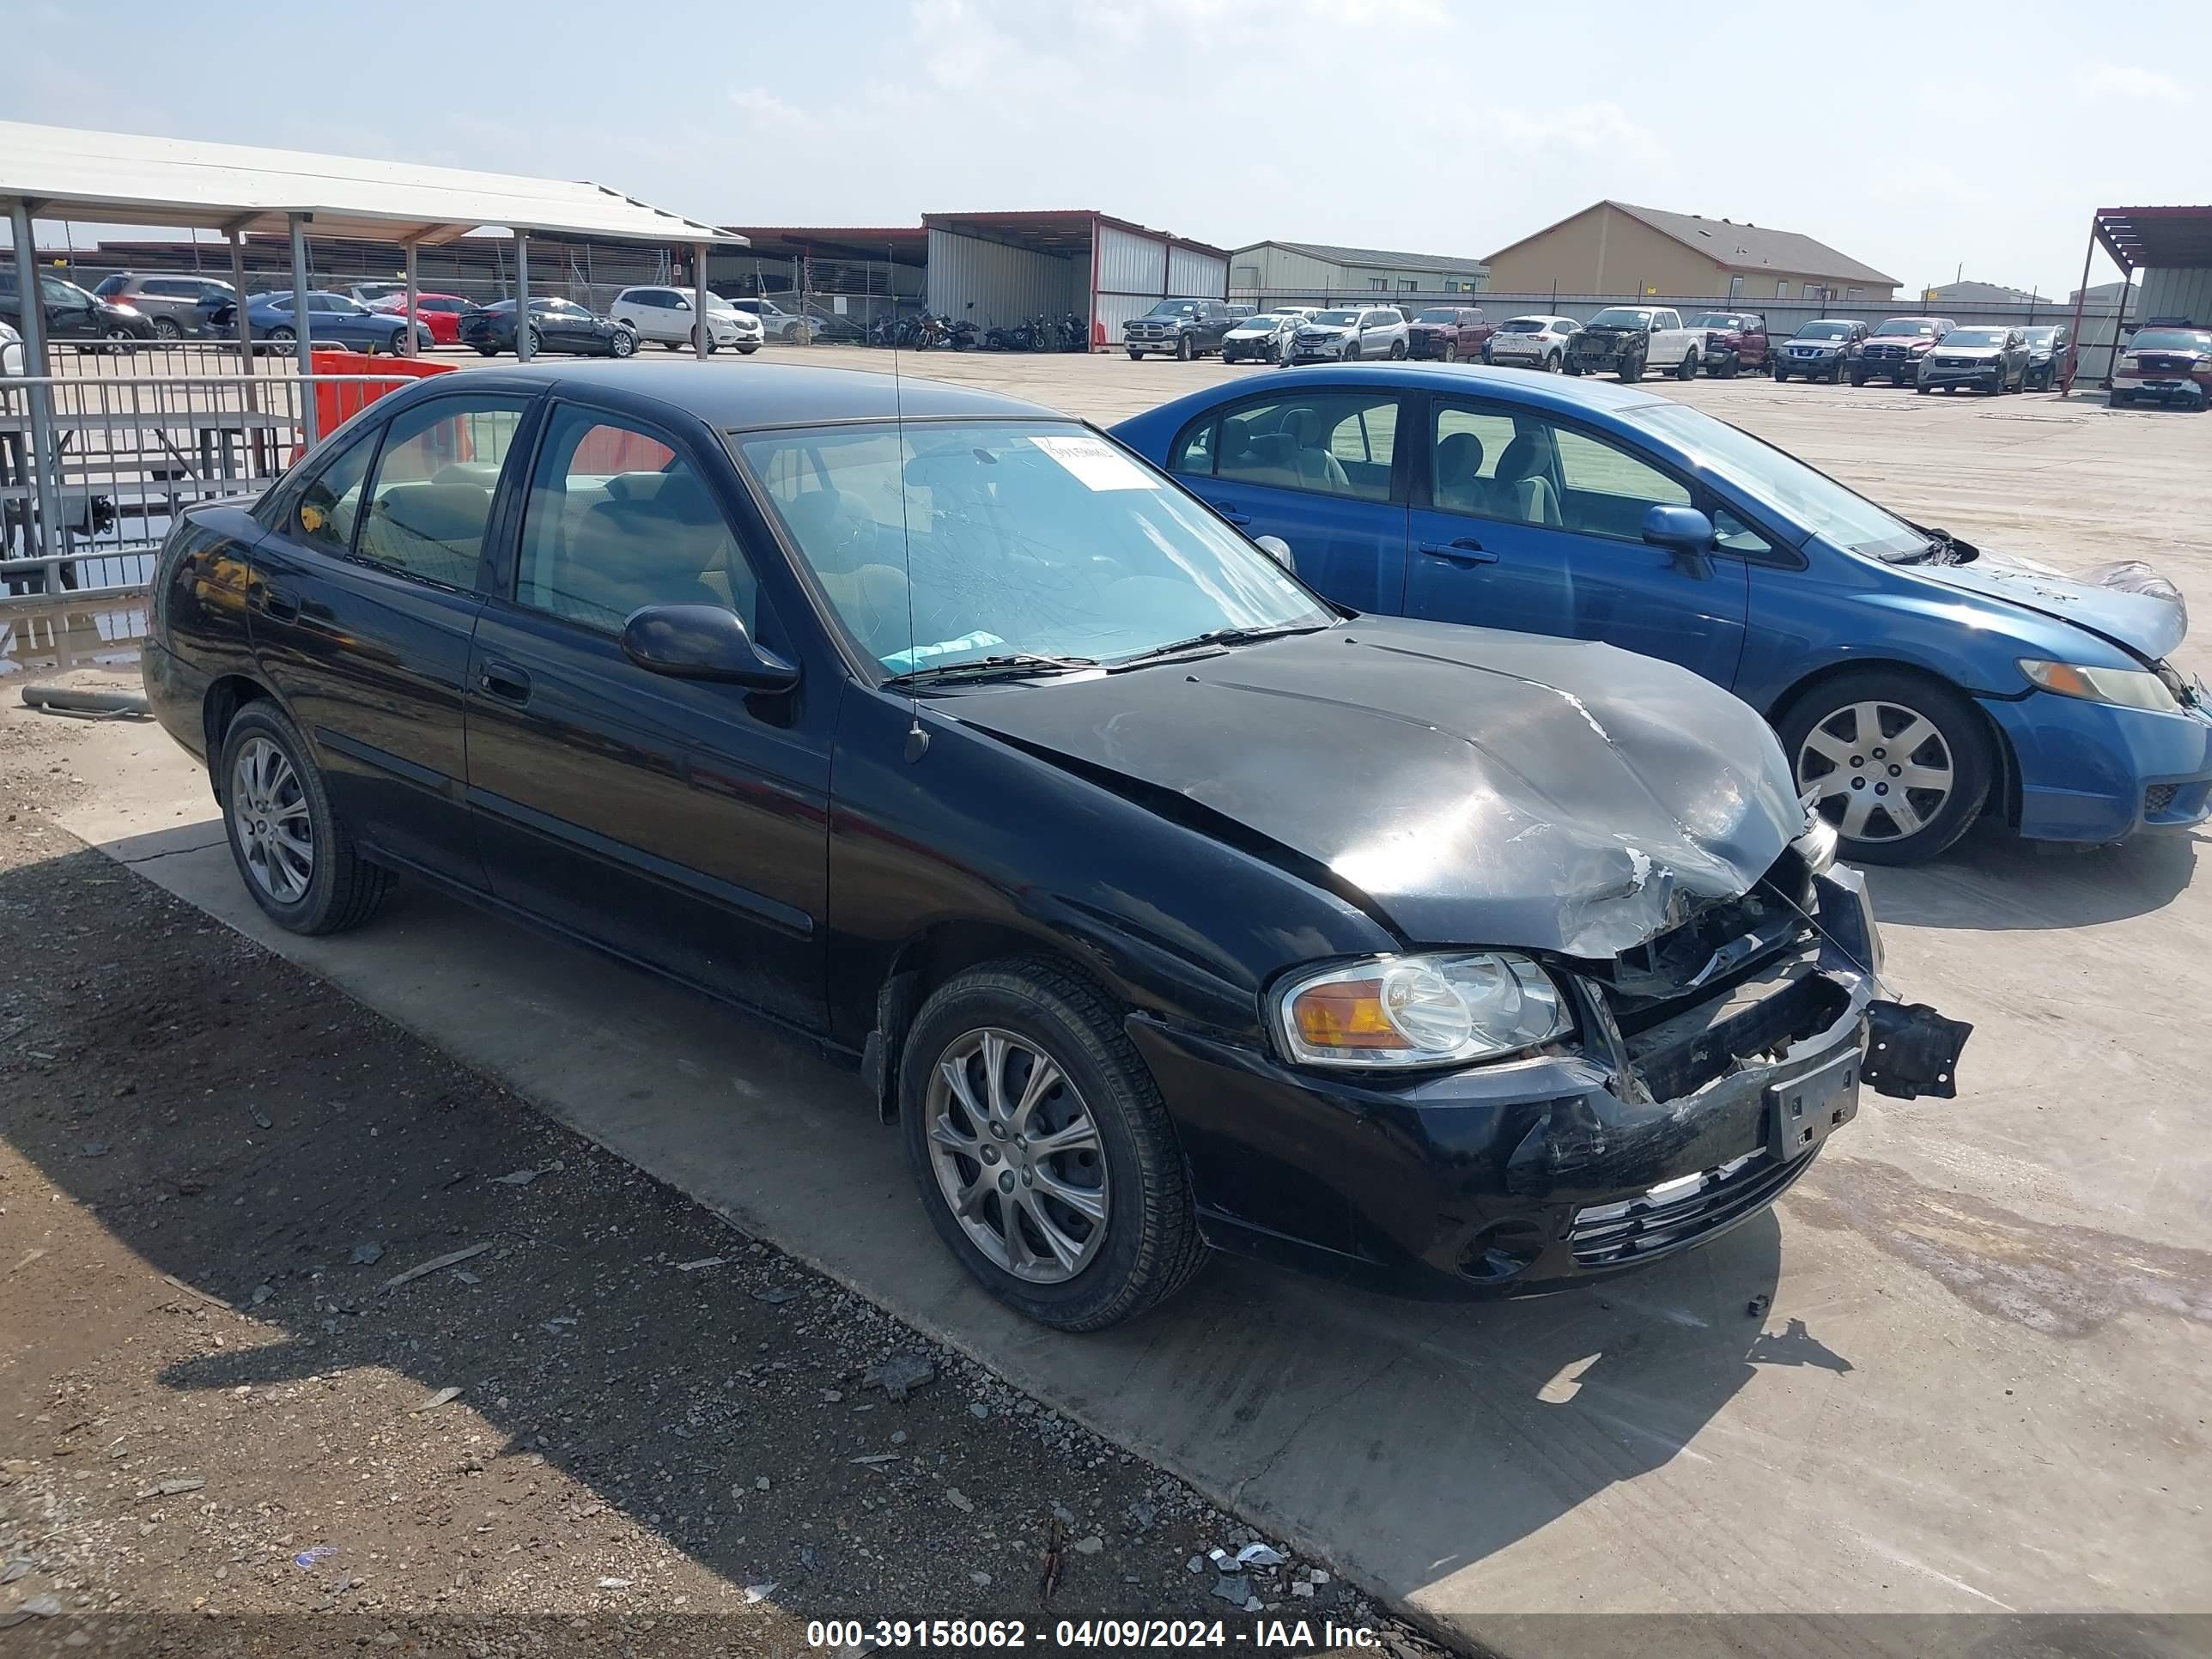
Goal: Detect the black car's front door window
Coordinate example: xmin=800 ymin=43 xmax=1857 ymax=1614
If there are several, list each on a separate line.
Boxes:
xmin=354 ymin=397 xmax=532 ymax=589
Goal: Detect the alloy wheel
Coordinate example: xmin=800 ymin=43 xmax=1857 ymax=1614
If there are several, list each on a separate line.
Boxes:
xmin=1796 ymin=700 xmax=1954 ymax=845
xmin=230 ymin=736 xmax=313 ymax=904
xmin=925 ymin=1027 xmax=1109 ymax=1285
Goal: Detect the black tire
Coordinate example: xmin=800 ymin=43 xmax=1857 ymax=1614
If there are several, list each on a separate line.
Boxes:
xmin=1441 ymin=339 xmax=1457 ymax=363
xmin=476 ymin=343 xmax=500 ymax=357
xmin=1545 ymin=349 xmax=1560 ymax=373
xmin=1891 ymin=374 xmax=1907 ymax=387
xmin=1850 ymin=367 xmax=1867 ymax=386
xmin=218 ymin=701 xmax=391 ymax=934
xmin=150 ymin=317 xmax=182 ymax=341
xmin=525 ymin=325 xmax=543 ymax=356
xmin=900 ymin=957 xmax=1206 ymax=1332
xmin=1127 ymin=349 xmax=1143 ymax=361
xmin=1563 ymin=359 xmax=1582 ymax=376
xmin=1176 ymin=333 xmax=1193 ymax=362
xmin=2111 ymin=389 xmax=2130 ymax=407
xmin=1776 ymin=668 xmax=1992 ymax=866
xmin=610 ymin=328 xmax=636 ymax=359
xmin=269 ymin=325 xmax=295 ymax=344
xmin=1830 ymin=362 xmax=1845 ymax=384
xmin=1717 ymin=355 xmax=1738 ymax=379
xmin=1619 ymin=355 xmax=1644 ymax=384
xmin=1773 ymin=365 xmax=1789 ymax=382
xmin=1917 ymin=382 xmax=1930 ymax=394
xmin=1676 ymin=350 xmax=1697 ymax=380
xmin=1389 ymin=338 xmax=1407 ymax=360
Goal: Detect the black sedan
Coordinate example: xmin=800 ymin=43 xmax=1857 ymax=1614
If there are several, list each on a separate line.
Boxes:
xmin=139 ymin=363 xmax=1962 ymax=1330
xmin=0 ymin=269 xmax=156 ymax=349
xmin=459 ymin=296 xmax=637 ymax=358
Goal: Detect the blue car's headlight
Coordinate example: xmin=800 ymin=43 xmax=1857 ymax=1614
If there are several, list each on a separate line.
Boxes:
xmin=1274 ymin=951 xmax=1571 ymax=1068
xmin=2018 ymin=658 xmax=2181 ymax=713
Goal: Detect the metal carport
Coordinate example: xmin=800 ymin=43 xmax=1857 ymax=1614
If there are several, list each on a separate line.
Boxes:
xmin=2 ymin=120 xmax=742 ymax=576
xmin=2062 ymin=204 xmax=2212 ymax=395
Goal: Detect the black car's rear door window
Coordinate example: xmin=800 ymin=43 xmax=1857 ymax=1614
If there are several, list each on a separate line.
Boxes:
xmin=353 ymin=396 xmax=533 ymax=589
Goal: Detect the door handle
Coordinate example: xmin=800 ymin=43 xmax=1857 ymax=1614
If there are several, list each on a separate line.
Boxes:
xmin=1418 ymin=538 xmax=1498 ymax=566
xmin=1211 ymin=501 xmax=1251 ymax=526
xmin=248 ymin=580 xmax=300 ymax=620
xmin=477 ymin=659 xmax=532 ymax=703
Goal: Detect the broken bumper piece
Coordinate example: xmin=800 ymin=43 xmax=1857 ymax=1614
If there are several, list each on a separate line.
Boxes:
xmin=1128 ymin=869 xmax=1968 ymax=1297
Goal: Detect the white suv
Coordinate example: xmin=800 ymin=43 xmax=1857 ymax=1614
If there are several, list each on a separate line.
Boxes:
xmin=611 ymin=287 xmax=763 ymax=354
xmin=1291 ymin=305 xmax=1407 ymax=363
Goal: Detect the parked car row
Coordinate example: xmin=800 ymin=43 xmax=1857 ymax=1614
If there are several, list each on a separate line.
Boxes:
xmin=143 ymin=357 xmax=1984 ymax=1334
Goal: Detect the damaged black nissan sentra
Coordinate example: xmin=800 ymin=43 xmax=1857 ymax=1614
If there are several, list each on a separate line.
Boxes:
xmin=141 ymin=363 xmax=1967 ymax=1331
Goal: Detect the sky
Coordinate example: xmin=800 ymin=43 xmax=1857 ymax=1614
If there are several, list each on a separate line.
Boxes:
xmin=7 ymin=0 xmax=2207 ymax=299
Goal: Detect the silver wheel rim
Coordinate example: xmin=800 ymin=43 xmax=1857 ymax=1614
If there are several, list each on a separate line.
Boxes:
xmin=926 ymin=1027 xmax=1109 ymax=1285
xmin=1797 ymin=699 xmax=1954 ymax=844
xmin=230 ymin=736 xmax=314 ymax=903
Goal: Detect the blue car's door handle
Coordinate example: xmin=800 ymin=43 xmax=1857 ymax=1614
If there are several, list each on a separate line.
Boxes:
xmin=1210 ymin=501 xmax=1251 ymax=526
xmin=1419 ymin=538 xmax=1498 ymax=566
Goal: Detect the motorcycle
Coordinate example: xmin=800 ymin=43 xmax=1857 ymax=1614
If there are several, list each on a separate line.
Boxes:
xmin=984 ymin=317 xmax=1033 ymax=352
xmin=915 ymin=314 xmax=948 ymax=350
xmin=945 ymin=315 xmax=980 ymax=351
xmin=1061 ymin=312 xmax=1087 ymax=352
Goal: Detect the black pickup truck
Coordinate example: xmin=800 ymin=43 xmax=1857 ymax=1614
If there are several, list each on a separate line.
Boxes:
xmin=1125 ymin=298 xmax=1235 ymax=361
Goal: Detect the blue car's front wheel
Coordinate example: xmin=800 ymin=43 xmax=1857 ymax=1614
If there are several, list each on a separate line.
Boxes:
xmin=1779 ymin=669 xmax=1992 ymax=865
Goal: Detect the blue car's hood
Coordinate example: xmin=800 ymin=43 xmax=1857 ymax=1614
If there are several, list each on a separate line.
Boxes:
xmin=1911 ymin=554 xmax=2187 ymax=663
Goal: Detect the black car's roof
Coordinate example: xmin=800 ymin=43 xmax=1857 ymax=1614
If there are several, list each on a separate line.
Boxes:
xmin=474 ymin=362 xmax=1069 ymax=428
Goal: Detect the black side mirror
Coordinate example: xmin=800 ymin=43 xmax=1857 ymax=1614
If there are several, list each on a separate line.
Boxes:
xmin=621 ymin=605 xmax=799 ymax=690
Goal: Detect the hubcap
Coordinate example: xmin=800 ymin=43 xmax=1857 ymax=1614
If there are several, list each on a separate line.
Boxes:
xmin=925 ymin=1028 xmax=1109 ymax=1285
xmin=1796 ymin=700 xmax=1954 ymax=843
xmin=230 ymin=736 xmax=313 ymax=903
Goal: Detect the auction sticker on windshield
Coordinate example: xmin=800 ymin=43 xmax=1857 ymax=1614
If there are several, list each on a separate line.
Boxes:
xmin=1030 ymin=434 xmax=1161 ymax=491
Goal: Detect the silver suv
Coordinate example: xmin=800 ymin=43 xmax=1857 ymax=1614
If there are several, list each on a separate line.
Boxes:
xmin=90 ymin=272 xmax=235 ymax=339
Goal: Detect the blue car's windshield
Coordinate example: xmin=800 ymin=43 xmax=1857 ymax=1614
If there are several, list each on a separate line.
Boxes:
xmin=1625 ymin=404 xmax=1928 ymax=562
xmin=738 ymin=422 xmax=1332 ymax=674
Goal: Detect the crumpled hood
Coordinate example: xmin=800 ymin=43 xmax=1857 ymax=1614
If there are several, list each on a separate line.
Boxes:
xmin=947 ymin=617 xmax=1802 ymax=957
xmin=1910 ymin=553 xmax=2187 ymax=662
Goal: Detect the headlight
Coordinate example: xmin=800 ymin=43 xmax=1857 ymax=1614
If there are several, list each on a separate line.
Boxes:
xmin=1274 ymin=951 xmax=1571 ymax=1069
xmin=1792 ymin=809 xmax=1839 ymax=876
xmin=2018 ymin=658 xmax=2180 ymax=712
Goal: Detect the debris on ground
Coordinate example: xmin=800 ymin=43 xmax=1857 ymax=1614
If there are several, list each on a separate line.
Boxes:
xmin=410 ymin=1386 xmax=464 ymax=1413
xmin=348 ymin=1241 xmax=386 ymax=1266
xmin=863 ymin=1351 xmax=938 ymax=1401
xmin=380 ymin=1241 xmax=495 ymax=1291
xmin=1747 ymin=1293 xmax=1772 ymax=1319
xmin=1237 ymin=1541 xmax=1288 ymax=1568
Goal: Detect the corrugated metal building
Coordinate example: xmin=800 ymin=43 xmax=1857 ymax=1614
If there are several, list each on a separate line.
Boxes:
xmin=2066 ymin=205 xmax=2212 ymax=390
xmin=1229 ymin=240 xmax=1489 ymax=300
xmin=920 ymin=211 xmax=1228 ymax=349
xmin=1484 ymin=200 xmax=1899 ymax=302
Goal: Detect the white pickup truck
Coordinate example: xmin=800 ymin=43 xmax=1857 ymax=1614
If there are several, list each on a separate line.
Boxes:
xmin=1563 ymin=305 xmax=1705 ymax=383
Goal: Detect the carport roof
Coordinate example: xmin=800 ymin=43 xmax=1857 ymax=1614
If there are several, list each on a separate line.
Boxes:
xmin=2092 ymin=205 xmax=2212 ymax=274
xmin=0 ymin=121 xmax=744 ymax=248
xmin=728 ymin=226 xmax=930 ymax=262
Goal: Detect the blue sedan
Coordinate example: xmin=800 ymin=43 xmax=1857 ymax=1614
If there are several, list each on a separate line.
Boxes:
xmin=210 ymin=290 xmax=411 ymax=355
xmin=1111 ymin=365 xmax=2212 ymax=864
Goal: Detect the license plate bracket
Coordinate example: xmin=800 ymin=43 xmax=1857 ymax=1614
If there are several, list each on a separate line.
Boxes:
xmin=1767 ymin=1049 xmax=1859 ymax=1163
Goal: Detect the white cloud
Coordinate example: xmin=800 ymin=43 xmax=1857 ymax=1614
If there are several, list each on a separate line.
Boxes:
xmin=2081 ymin=61 xmax=2186 ymax=105
xmin=727 ymin=86 xmax=807 ymax=125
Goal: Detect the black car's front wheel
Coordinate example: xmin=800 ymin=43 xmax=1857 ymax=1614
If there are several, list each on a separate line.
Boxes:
xmin=901 ymin=958 xmax=1205 ymax=1331
xmin=220 ymin=702 xmax=390 ymax=934
xmin=1778 ymin=669 xmax=1991 ymax=866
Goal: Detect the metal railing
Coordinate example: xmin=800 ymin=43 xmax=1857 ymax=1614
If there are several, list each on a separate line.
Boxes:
xmin=0 ymin=366 xmax=425 ymax=672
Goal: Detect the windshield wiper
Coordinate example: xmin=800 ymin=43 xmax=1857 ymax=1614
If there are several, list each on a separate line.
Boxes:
xmin=881 ymin=653 xmax=1099 ymax=689
xmin=1108 ymin=623 xmax=1330 ymax=672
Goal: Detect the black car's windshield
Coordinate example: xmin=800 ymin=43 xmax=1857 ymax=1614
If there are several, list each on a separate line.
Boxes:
xmin=1943 ymin=328 xmax=2008 ymax=348
xmin=1413 ymin=308 xmax=1462 ymax=324
xmin=1626 ymin=403 xmax=1926 ymax=562
xmin=1312 ymin=310 xmax=1359 ymax=325
xmin=1875 ymin=319 xmax=1939 ymax=337
xmin=1589 ymin=307 xmax=1653 ymax=327
xmin=738 ymin=422 xmax=1333 ymax=677
xmin=2130 ymin=329 xmax=2212 ymax=352
xmin=1795 ymin=322 xmax=1852 ymax=339
xmin=1146 ymin=301 xmax=1202 ymax=317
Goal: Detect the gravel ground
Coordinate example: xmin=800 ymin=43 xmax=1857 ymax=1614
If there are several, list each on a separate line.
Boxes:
xmin=0 ymin=680 xmax=1450 ymax=1657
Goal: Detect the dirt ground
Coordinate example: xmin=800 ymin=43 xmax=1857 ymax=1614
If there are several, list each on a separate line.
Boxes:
xmin=0 ymin=688 xmax=1437 ymax=1657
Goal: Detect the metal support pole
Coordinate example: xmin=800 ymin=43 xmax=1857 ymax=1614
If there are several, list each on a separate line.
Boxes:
xmin=2107 ymin=266 xmax=2135 ymax=396
xmin=2060 ymin=222 xmax=2096 ymax=398
xmin=228 ymin=227 xmax=254 ymax=376
xmin=8 ymin=198 xmax=66 ymax=585
xmin=514 ymin=235 xmax=531 ymax=363
xmin=694 ymin=242 xmax=710 ymax=360
xmin=289 ymin=213 xmax=317 ymax=447
xmin=404 ymin=241 xmax=420 ymax=357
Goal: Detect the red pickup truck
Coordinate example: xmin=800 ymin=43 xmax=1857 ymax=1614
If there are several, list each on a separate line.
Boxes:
xmin=1405 ymin=305 xmax=1497 ymax=363
xmin=1692 ymin=312 xmax=1770 ymax=378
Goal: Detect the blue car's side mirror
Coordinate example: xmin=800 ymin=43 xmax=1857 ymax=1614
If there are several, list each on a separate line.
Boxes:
xmin=1643 ymin=504 xmax=1715 ymax=555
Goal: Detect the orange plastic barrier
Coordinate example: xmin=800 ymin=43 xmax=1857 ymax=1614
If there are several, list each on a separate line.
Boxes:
xmin=301 ymin=349 xmax=455 ymax=455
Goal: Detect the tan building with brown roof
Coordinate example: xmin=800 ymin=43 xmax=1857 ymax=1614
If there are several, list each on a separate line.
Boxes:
xmin=1483 ymin=200 xmax=1899 ymax=302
